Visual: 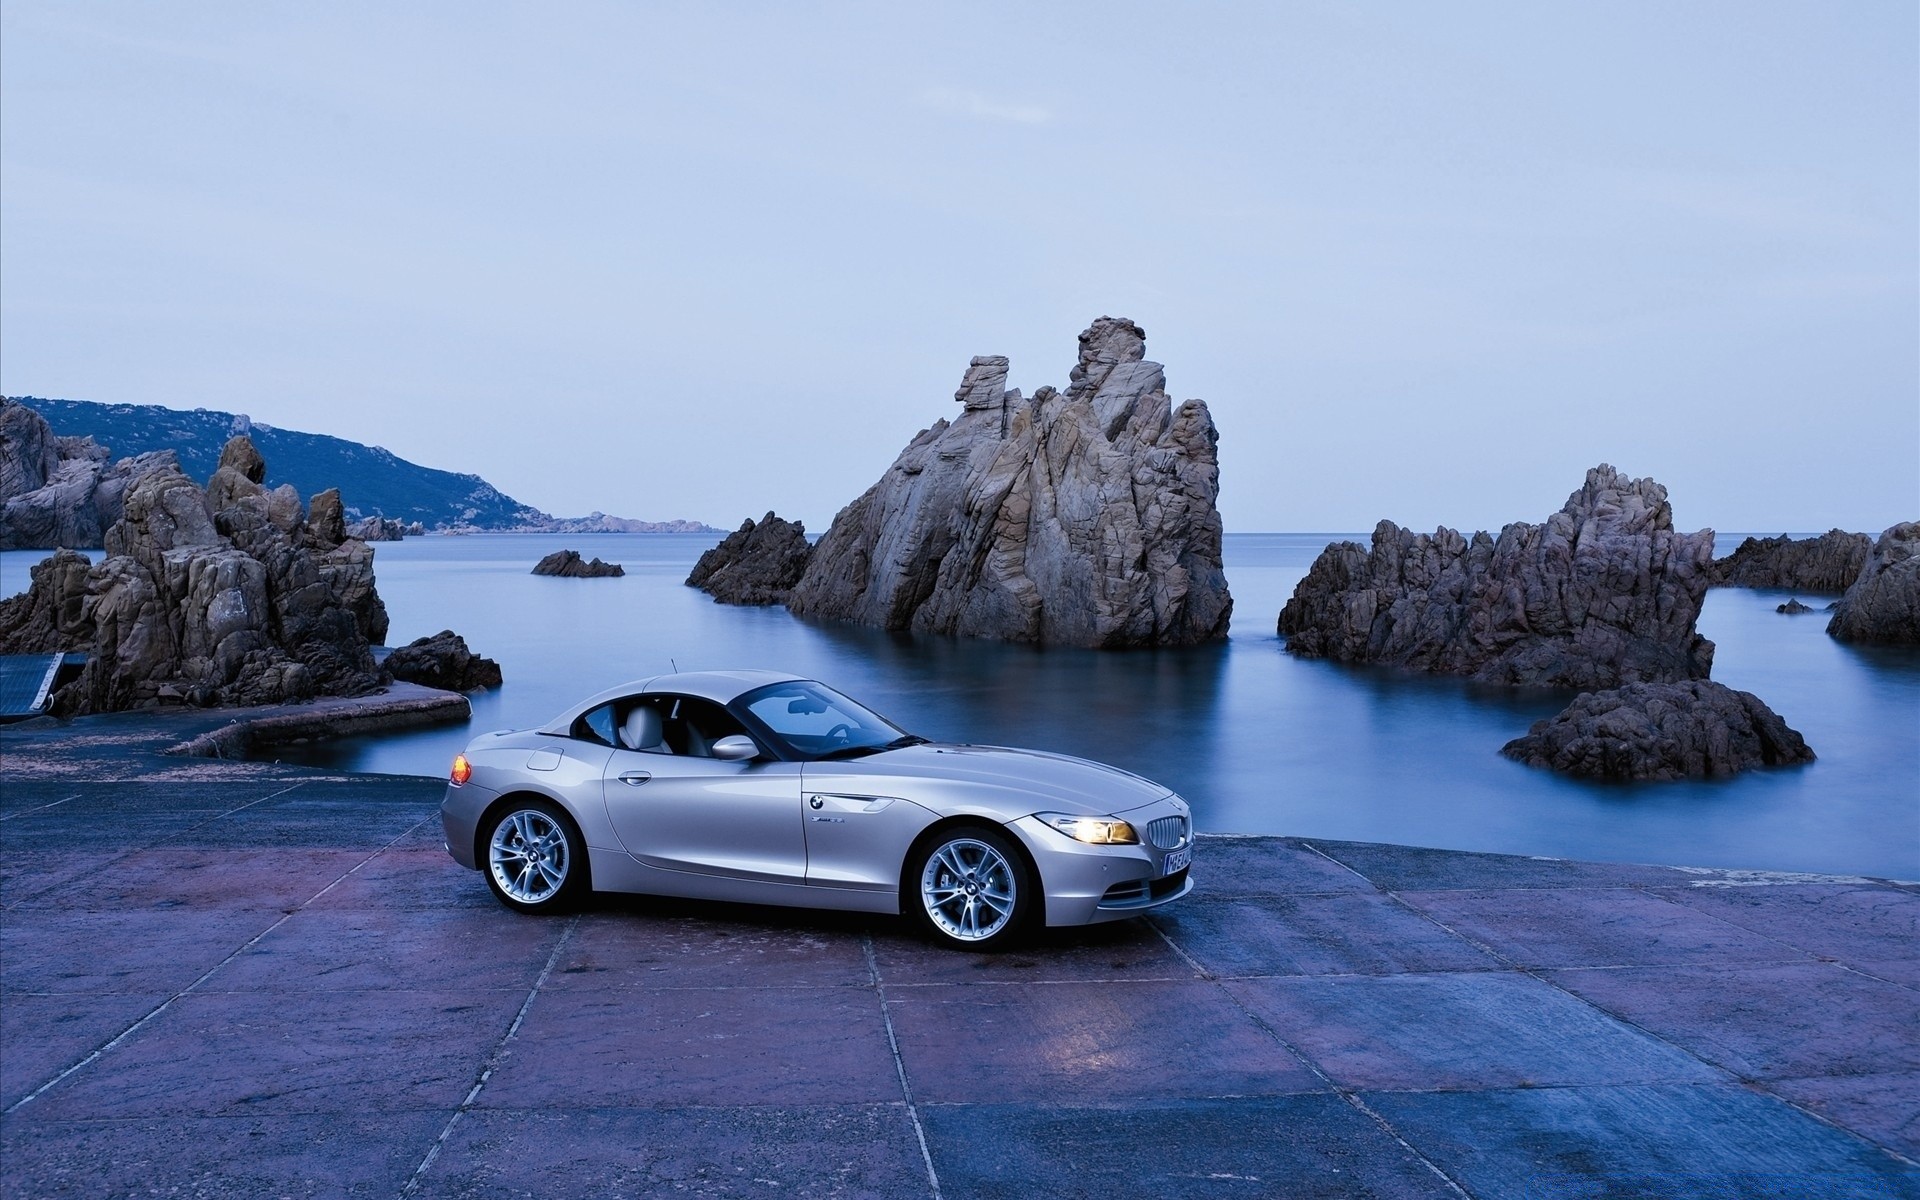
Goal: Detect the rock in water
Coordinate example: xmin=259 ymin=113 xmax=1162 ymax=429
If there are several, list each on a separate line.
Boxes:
xmin=1279 ymin=465 xmax=1714 ymax=689
xmin=1711 ymin=530 xmax=1871 ymax=593
xmin=532 ymin=549 xmax=625 ymax=578
xmin=1502 ymin=681 xmax=1815 ymax=781
xmin=385 ymin=629 xmax=503 ymax=691
xmin=786 ymin=317 xmax=1231 ymax=647
xmin=1826 ymin=521 xmax=1920 ymax=644
xmin=346 ymin=515 xmax=410 ymax=541
xmin=0 ymin=436 xmax=393 ymax=714
xmin=0 ymin=398 xmax=177 ymax=550
xmin=687 ymin=513 xmax=813 ymax=605
xmin=1776 ymin=598 xmax=1817 ymax=614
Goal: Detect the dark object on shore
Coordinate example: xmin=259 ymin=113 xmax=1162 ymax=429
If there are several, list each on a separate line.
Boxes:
xmin=0 ymin=435 xmax=390 ymax=714
xmin=1710 ymin=530 xmax=1870 ymax=593
xmin=1501 ymin=680 xmax=1815 ymax=781
xmin=1279 ymin=465 xmax=1714 ymax=689
xmin=532 ymin=549 xmax=625 ymax=578
xmin=686 ymin=512 xmax=813 ymax=605
xmin=786 ymin=317 xmax=1231 ymax=647
xmin=1777 ymin=598 xmax=1817 ymax=614
xmin=0 ymin=398 xmax=179 ymax=550
xmin=385 ymin=630 xmax=503 ymax=692
xmin=1826 ymin=521 xmax=1920 ymax=644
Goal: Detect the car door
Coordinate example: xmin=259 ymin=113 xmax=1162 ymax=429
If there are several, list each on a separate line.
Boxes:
xmin=601 ymin=697 xmax=806 ymax=884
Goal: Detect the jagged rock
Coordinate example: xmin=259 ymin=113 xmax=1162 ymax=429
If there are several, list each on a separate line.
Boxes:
xmin=0 ymin=548 xmax=95 ymax=653
xmin=347 ymin=515 xmax=410 ymax=541
xmin=687 ymin=513 xmax=812 ymax=605
xmin=1501 ymin=681 xmax=1815 ymax=781
xmin=0 ymin=400 xmax=176 ymax=550
xmin=532 ymin=549 xmax=625 ymax=578
xmin=385 ymin=629 xmax=502 ymax=691
xmin=1776 ymin=598 xmax=1817 ymax=614
xmin=786 ymin=317 xmax=1231 ymax=647
xmin=1279 ymin=466 xmax=1714 ymax=689
xmin=1826 ymin=522 xmax=1920 ymax=644
xmin=1711 ymin=530 xmax=1871 ymax=593
xmin=308 ymin=488 xmax=347 ymax=548
xmin=1 ymin=438 xmax=392 ymax=714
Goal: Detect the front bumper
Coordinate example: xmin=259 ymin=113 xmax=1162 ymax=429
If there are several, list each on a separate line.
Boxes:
xmin=1008 ymin=794 xmax=1195 ymax=927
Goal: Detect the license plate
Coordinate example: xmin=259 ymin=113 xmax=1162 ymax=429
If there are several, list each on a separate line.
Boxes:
xmin=1160 ymin=845 xmax=1191 ymax=877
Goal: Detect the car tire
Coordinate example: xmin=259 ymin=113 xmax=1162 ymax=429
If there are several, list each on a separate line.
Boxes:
xmin=907 ymin=825 xmax=1033 ymax=951
xmin=481 ymin=799 xmax=591 ymax=915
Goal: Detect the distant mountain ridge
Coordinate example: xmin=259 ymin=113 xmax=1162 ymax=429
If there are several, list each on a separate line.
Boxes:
xmin=10 ymin=397 xmax=717 ymax=533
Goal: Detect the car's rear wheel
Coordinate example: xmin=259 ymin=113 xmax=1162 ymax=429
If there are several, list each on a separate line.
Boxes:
xmin=909 ymin=826 xmax=1032 ymax=951
xmin=483 ymin=800 xmax=590 ymax=914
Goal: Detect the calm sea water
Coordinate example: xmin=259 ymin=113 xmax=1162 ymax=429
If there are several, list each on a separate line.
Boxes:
xmin=5 ymin=533 xmax=1915 ymax=877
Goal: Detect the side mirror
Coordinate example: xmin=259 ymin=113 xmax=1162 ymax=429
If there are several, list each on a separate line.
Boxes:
xmin=711 ymin=735 xmax=759 ymax=762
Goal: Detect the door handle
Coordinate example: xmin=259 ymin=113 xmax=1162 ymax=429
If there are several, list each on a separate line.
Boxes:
xmin=618 ymin=771 xmax=651 ymax=785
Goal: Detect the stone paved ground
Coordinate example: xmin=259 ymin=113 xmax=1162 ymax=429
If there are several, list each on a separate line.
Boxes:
xmin=1 ymin=773 xmax=1915 ymax=1199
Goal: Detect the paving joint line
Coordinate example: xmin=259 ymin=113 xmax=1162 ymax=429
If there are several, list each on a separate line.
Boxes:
xmin=0 ymin=792 xmax=82 ymax=822
xmin=2 ymin=808 xmax=432 ymax=1116
xmin=400 ymin=914 xmax=580 ymax=1196
xmin=1143 ymin=915 xmax=1475 ymax=1199
xmin=863 ymin=935 xmax=944 ymax=1200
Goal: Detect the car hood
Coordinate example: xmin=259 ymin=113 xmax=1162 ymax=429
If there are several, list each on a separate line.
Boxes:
xmin=803 ymin=743 xmax=1172 ymax=817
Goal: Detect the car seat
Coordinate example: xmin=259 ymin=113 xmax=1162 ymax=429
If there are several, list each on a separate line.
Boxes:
xmin=620 ymin=705 xmax=666 ymax=752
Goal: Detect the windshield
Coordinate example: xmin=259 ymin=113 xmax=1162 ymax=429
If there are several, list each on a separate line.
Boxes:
xmin=735 ymin=680 xmax=923 ymax=761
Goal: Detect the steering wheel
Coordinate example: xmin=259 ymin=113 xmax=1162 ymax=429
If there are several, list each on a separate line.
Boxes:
xmin=825 ymin=723 xmax=853 ymax=742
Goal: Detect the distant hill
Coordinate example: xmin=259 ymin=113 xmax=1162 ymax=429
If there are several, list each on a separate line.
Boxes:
xmin=10 ymin=397 xmax=717 ymax=533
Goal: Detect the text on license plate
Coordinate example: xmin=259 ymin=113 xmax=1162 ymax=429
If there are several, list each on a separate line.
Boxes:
xmin=1159 ymin=845 xmax=1191 ymax=877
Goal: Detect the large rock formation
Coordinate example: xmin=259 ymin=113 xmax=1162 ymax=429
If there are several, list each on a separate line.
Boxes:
xmin=1501 ymin=681 xmax=1815 ymax=781
xmin=532 ymin=549 xmax=625 ymax=578
xmin=1711 ymin=530 xmax=1871 ymax=593
xmin=786 ymin=317 xmax=1231 ymax=647
xmin=0 ymin=399 xmax=177 ymax=550
xmin=0 ymin=436 xmax=392 ymax=714
xmin=1279 ymin=466 xmax=1715 ymax=689
xmin=1826 ymin=522 xmax=1920 ymax=644
xmin=687 ymin=513 xmax=813 ymax=605
xmin=385 ymin=630 xmax=503 ymax=692
xmin=346 ymin=515 xmax=419 ymax=542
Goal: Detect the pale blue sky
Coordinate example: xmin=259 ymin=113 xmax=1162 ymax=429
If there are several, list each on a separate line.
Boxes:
xmin=3 ymin=2 xmax=1914 ymax=535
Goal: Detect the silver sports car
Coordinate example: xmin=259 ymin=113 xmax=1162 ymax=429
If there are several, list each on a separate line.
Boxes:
xmin=440 ymin=670 xmax=1193 ymax=949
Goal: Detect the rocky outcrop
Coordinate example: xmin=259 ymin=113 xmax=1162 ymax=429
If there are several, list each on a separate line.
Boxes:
xmin=1776 ymin=598 xmax=1817 ymax=615
xmin=385 ymin=630 xmax=503 ymax=691
xmin=786 ymin=317 xmax=1231 ymax=647
xmin=346 ymin=516 xmax=418 ymax=541
xmin=0 ymin=399 xmax=177 ymax=550
xmin=1826 ymin=522 xmax=1920 ymax=644
xmin=0 ymin=547 xmax=95 ymax=653
xmin=0 ymin=436 xmax=394 ymax=714
xmin=1278 ymin=466 xmax=1715 ymax=689
xmin=532 ymin=549 xmax=624 ymax=578
xmin=1711 ymin=530 xmax=1871 ymax=593
xmin=1501 ymin=681 xmax=1815 ymax=781
xmin=687 ymin=513 xmax=813 ymax=605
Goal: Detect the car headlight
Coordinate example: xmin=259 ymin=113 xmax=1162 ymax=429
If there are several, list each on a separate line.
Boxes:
xmin=1038 ymin=813 xmax=1139 ymax=844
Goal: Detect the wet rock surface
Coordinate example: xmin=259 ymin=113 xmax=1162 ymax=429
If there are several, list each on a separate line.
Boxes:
xmin=0 ymin=399 xmax=178 ymax=550
xmin=532 ymin=549 xmax=625 ymax=578
xmin=687 ymin=512 xmax=813 ymax=605
xmin=1279 ymin=465 xmax=1715 ymax=689
xmin=1501 ymin=680 xmax=1815 ymax=781
xmin=384 ymin=629 xmax=503 ymax=692
xmin=1777 ymin=598 xmax=1818 ymax=615
xmin=1826 ymin=522 xmax=1920 ymax=645
xmin=0 ymin=436 xmax=394 ymax=713
xmin=786 ymin=317 xmax=1231 ymax=647
xmin=1711 ymin=530 xmax=1871 ymax=593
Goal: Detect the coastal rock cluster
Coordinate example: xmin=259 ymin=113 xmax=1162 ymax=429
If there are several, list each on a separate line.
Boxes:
xmin=1279 ymin=466 xmax=1715 ymax=690
xmin=385 ymin=630 xmax=503 ymax=692
xmin=532 ymin=549 xmax=625 ymax=578
xmin=0 ymin=399 xmax=177 ymax=551
xmin=0 ymin=436 xmax=394 ymax=714
xmin=347 ymin=516 xmax=422 ymax=542
xmin=783 ymin=317 xmax=1231 ymax=647
xmin=1826 ymin=521 xmax=1919 ymax=644
xmin=1711 ymin=530 xmax=1870 ymax=593
xmin=686 ymin=513 xmax=813 ymax=605
xmin=1502 ymin=681 xmax=1816 ymax=781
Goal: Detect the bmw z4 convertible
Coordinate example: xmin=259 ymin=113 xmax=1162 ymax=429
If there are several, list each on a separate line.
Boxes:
xmin=441 ymin=670 xmax=1193 ymax=949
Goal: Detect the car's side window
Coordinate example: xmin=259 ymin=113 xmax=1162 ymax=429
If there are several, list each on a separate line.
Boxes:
xmin=572 ymin=702 xmax=618 ymax=747
xmin=656 ymin=695 xmax=753 ymax=758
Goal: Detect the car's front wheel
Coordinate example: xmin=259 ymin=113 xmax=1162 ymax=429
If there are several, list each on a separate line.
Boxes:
xmin=908 ymin=826 xmax=1033 ymax=951
xmin=482 ymin=800 xmax=590 ymax=914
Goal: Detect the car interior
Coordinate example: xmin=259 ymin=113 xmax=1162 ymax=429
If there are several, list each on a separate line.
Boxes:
xmin=573 ymin=696 xmax=754 ymax=758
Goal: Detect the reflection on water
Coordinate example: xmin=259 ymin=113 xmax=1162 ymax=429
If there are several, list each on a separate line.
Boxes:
xmin=4 ymin=533 xmax=1914 ymax=877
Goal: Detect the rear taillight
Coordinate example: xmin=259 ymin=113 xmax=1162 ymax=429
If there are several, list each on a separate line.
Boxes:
xmin=450 ymin=754 xmax=472 ymax=786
